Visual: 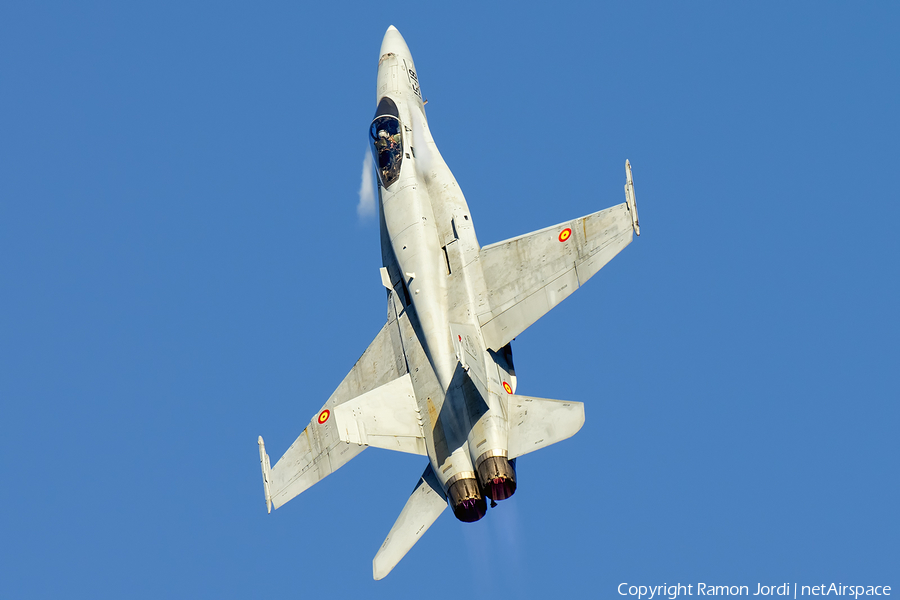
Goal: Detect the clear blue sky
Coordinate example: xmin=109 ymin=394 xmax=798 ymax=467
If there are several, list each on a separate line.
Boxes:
xmin=2 ymin=3 xmax=897 ymax=598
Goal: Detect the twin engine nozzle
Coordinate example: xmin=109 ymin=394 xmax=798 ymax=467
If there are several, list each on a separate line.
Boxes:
xmin=447 ymin=456 xmax=517 ymax=522
xmin=477 ymin=455 xmax=517 ymax=503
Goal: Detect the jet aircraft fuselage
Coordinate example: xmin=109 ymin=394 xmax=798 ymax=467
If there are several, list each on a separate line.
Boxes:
xmin=373 ymin=26 xmax=519 ymax=522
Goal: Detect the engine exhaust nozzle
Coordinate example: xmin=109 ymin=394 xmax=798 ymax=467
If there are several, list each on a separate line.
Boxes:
xmin=447 ymin=476 xmax=486 ymax=522
xmin=476 ymin=454 xmax=517 ymax=502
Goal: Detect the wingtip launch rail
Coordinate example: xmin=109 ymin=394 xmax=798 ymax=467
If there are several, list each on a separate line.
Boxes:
xmin=625 ymin=159 xmax=640 ymax=236
xmin=258 ymin=436 xmax=272 ymax=514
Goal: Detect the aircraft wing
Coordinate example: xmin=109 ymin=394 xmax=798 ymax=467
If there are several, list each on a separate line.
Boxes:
xmin=476 ymin=200 xmax=636 ymax=350
xmin=258 ymin=297 xmax=410 ymax=512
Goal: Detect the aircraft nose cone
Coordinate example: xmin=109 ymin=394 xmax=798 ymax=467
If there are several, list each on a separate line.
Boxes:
xmin=380 ymin=24 xmax=411 ymax=60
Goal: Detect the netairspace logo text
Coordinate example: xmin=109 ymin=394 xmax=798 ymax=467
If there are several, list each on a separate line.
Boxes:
xmin=618 ymin=583 xmax=891 ymax=600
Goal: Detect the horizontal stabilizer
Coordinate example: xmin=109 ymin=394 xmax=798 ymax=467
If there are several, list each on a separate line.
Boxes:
xmin=373 ymin=464 xmax=447 ymax=580
xmin=334 ymin=373 xmax=426 ymax=455
xmin=507 ymin=395 xmax=585 ymax=459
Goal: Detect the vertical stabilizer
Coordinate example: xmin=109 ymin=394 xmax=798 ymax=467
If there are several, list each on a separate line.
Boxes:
xmin=372 ymin=464 xmax=447 ymax=580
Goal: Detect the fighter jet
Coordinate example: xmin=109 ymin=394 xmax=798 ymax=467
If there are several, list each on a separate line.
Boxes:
xmin=257 ymin=25 xmax=640 ymax=579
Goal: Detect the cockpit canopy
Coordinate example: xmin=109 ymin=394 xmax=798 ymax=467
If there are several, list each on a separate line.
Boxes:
xmin=370 ymin=97 xmax=403 ymax=188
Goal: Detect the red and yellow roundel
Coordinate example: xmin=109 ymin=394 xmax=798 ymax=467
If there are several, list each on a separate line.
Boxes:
xmin=318 ymin=409 xmax=330 ymax=424
xmin=558 ymin=228 xmax=572 ymax=242
xmin=502 ymin=381 xmax=513 ymax=394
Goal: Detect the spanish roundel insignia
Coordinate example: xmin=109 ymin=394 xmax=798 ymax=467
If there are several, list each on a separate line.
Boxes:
xmin=318 ymin=409 xmax=330 ymax=424
xmin=503 ymin=381 xmax=513 ymax=394
xmin=558 ymin=228 xmax=572 ymax=242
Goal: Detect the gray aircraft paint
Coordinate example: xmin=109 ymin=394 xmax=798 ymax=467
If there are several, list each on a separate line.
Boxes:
xmin=258 ymin=25 xmax=640 ymax=580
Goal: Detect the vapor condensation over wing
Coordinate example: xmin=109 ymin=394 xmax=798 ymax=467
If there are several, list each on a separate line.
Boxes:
xmin=357 ymin=149 xmax=376 ymax=218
